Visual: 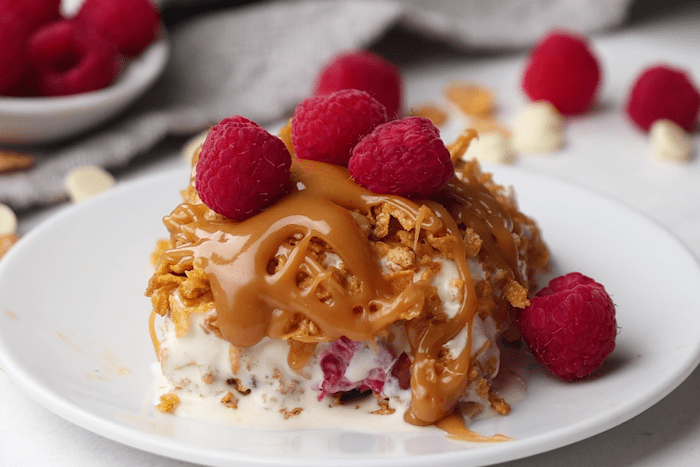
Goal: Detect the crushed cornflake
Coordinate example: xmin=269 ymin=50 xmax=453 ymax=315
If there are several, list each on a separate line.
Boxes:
xmin=156 ymin=393 xmax=180 ymax=413
xmin=0 ymin=150 xmax=34 ymax=173
xmin=445 ymin=81 xmax=496 ymax=119
xmin=0 ymin=233 xmax=19 ymax=260
xmin=221 ymin=391 xmax=239 ymax=409
xmin=410 ymin=103 xmax=448 ymax=127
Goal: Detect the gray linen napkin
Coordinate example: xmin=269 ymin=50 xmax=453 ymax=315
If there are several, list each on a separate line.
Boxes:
xmin=0 ymin=0 xmax=633 ymax=210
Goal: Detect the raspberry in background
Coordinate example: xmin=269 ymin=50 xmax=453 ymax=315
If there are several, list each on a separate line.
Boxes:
xmin=314 ymin=50 xmax=403 ymax=118
xmin=0 ymin=0 xmax=61 ymax=34
xmin=625 ymin=64 xmax=700 ymax=133
xmin=196 ymin=118 xmax=292 ymax=222
xmin=75 ymin=0 xmax=160 ymax=56
xmin=28 ymin=20 xmax=119 ymax=97
xmin=518 ymin=272 xmax=617 ymax=381
xmin=348 ymin=116 xmax=454 ymax=198
xmin=0 ymin=15 xmax=31 ymax=95
xmin=292 ymin=89 xmax=388 ymax=166
xmin=521 ymin=30 xmax=601 ymax=115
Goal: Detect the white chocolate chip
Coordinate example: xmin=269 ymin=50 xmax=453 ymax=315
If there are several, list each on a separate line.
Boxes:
xmin=0 ymin=203 xmax=18 ymax=235
xmin=511 ymin=101 xmax=565 ymax=153
xmin=650 ymin=119 xmax=693 ymax=163
xmin=65 ymin=166 xmax=116 ymax=202
xmin=464 ymin=131 xmax=516 ymax=164
xmin=183 ymin=129 xmax=210 ymax=166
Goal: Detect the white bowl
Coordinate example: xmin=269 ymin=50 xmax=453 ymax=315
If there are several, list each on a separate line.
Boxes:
xmin=0 ymin=36 xmax=170 ymax=146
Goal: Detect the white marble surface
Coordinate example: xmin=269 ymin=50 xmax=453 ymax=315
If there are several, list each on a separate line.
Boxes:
xmin=3 ymin=4 xmax=700 ymax=466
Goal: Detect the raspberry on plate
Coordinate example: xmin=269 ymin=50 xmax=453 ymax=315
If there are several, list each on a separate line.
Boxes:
xmin=292 ymin=89 xmax=388 ymax=166
xmin=196 ymin=117 xmax=292 ymax=222
xmin=625 ymin=64 xmax=700 ymax=133
xmin=75 ymin=0 xmax=160 ymax=56
xmin=518 ymin=272 xmax=617 ymax=381
xmin=521 ymin=30 xmax=601 ymax=116
xmin=314 ymin=50 xmax=403 ymax=118
xmin=28 ymin=20 xmax=119 ymax=97
xmin=348 ymin=116 xmax=454 ymax=198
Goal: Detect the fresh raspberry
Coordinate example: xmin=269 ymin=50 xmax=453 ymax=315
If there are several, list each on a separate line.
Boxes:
xmin=518 ymin=272 xmax=617 ymax=381
xmin=314 ymin=50 xmax=403 ymax=118
xmin=196 ymin=117 xmax=292 ymax=221
xmin=292 ymin=89 xmax=387 ymax=165
xmin=521 ymin=30 xmax=601 ymax=115
xmin=28 ymin=20 xmax=119 ymax=97
xmin=75 ymin=0 xmax=160 ymax=56
xmin=0 ymin=15 xmax=30 ymax=95
xmin=625 ymin=65 xmax=700 ymax=133
xmin=348 ymin=116 xmax=454 ymax=198
xmin=0 ymin=0 xmax=61 ymax=34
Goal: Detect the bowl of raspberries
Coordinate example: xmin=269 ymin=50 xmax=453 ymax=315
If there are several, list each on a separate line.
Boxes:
xmin=0 ymin=0 xmax=168 ymax=145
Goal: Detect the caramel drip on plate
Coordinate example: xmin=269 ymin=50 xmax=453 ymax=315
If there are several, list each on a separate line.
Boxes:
xmin=157 ymin=157 xmax=522 ymax=426
xmin=436 ymin=414 xmax=512 ymax=443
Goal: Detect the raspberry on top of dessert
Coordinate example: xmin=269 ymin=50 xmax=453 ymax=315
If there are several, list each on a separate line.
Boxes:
xmin=146 ymin=93 xmax=549 ymax=435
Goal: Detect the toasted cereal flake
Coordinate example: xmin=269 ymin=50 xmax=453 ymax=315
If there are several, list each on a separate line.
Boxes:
xmin=445 ymin=81 xmax=496 ymax=119
xmin=464 ymin=131 xmax=516 ymax=164
xmin=650 ymin=119 xmax=694 ymax=162
xmin=65 ymin=166 xmax=116 ymax=202
xmin=0 ymin=203 xmax=18 ymax=235
xmin=0 ymin=150 xmax=34 ymax=173
xmin=410 ymin=103 xmax=448 ymax=127
xmin=156 ymin=393 xmax=180 ymax=413
xmin=511 ymin=101 xmax=565 ymax=153
xmin=0 ymin=233 xmax=19 ymax=260
xmin=221 ymin=391 xmax=238 ymax=409
xmin=470 ymin=116 xmax=511 ymax=138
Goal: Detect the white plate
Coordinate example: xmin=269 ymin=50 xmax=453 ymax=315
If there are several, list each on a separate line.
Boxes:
xmin=0 ymin=36 xmax=169 ymax=145
xmin=1 ymin=165 xmax=699 ymax=467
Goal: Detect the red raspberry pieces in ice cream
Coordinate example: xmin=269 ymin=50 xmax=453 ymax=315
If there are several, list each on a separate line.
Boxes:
xmin=521 ymin=31 xmax=601 ymax=115
xmin=625 ymin=65 xmax=700 ymax=133
xmin=314 ymin=50 xmax=403 ymax=118
xmin=28 ymin=20 xmax=119 ymax=97
xmin=348 ymin=116 xmax=454 ymax=198
xmin=518 ymin=272 xmax=617 ymax=381
xmin=196 ymin=117 xmax=292 ymax=222
xmin=75 ymin=0 xmax=160 ymax=56
xmin=292 ymin=89 xmax=388 ymax=165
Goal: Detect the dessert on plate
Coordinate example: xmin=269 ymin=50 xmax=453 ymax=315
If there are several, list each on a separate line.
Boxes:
xmin=146 ymin=91 xmax=550 ymax=438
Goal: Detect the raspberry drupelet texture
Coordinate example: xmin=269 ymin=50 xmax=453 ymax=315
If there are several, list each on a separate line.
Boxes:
xmin=626 ymin=65 xmax=700 ymax=133
xmin=521 ymin=30 xmax=601 ymax=116
xmin=196 ymin=118 xmax=292 ymax=222
xmin=348 ymin=116 xmax=454 ymax=198
xmin=518 ymin=272 xmax=617 ymax=381
xmin=75 ymin=0 xmax=160 ymax=56
xmin=314 ymin=50 xmax=403 ymax=118
xmin=292 ymin=89 xmax=388 ymax=166
xmin=28 ymin=20 xmax=118 ymax=97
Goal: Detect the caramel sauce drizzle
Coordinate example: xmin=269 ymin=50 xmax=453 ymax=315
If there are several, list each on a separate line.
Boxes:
xmin=436 ymin=413 xmax=512 ymax=443
xmin=158 ymin=157 xmax=520 ymax=428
